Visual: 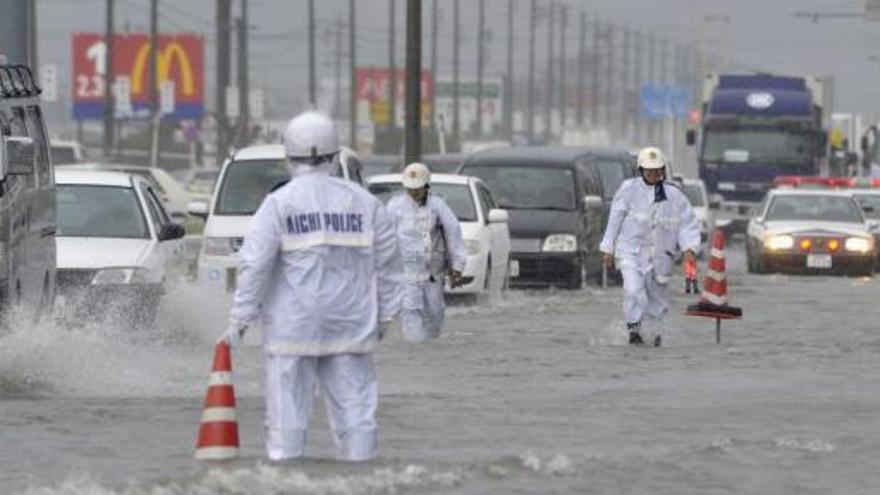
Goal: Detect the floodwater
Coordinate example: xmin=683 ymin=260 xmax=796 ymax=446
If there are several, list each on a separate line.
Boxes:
xmin=3 ymin=241 xmax=880 ymax=494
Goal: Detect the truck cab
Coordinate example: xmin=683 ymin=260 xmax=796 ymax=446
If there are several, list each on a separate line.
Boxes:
xmin=0 ymin=65 xmax=57 ymax=322
xmin=688 ymin=73 xmax=828 ymax=232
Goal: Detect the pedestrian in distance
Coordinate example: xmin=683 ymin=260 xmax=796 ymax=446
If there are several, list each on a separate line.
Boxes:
xmin=387 ymin=163 xmax=467 ymax=343
xmin=219 ymin=110 xmax=402 ymax=461
xmin=599 ymin=147 xmax=701 ymax=347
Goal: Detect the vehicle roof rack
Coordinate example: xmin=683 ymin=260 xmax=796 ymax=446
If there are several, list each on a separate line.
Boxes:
xmin=0 ymin=65 xmax=42 ymax=99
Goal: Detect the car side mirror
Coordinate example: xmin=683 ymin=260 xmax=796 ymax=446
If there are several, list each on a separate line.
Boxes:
xmin=583 ymin=195 xmax=602 ymax=208
xmin=686 ymin=129 xmax=696 ymax=146
xmin=158 ymin=223 xmax=186 ymax=241
xmin=754 ymin=216 xmax=765 ymax=226
xmin=708 ymin=193 xmax=723 ymax=210
xmin=187 ymin=200 xmax=209 ymax=219
xmin=487 ymin=208 xmax=508 ymax=223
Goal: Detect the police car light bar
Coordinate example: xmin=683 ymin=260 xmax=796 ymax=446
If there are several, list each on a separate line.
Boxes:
xmin=773 ymin=176 xmax=880 ymax=188
xmin=0 ymin=65 xmax=42 ymax=99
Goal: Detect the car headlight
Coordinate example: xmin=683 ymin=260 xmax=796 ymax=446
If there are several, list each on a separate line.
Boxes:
xmin=845 ymin=237 xmax=873 ymax=253
xmin=203 ymin=237 xmax=237 ymax=256
xmin=91 ymin=267 xmax=151 ymax=285
xmin=764 ymin=234 xmax=793 ymax=251
xmin=542 ymin=234 xmax=577 ymax=252
xmin=464 ymin=239 xmax=481 ymax=256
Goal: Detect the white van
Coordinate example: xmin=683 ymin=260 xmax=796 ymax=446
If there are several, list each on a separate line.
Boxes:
xmin=0 ymin=65 xmax=57 ymax=321
xmin=188 ymin=144 xmax=363 ymax=293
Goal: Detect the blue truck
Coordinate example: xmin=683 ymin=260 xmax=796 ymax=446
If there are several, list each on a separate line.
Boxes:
xmin=686 ymin=73 xmax=830 ymax=231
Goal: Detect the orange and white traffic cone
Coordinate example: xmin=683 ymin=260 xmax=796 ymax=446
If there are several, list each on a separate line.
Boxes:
xmin=195 ymin=341 xmax=240 ymax=460
xmin=686 ymin=228 xmax=743 ymax=343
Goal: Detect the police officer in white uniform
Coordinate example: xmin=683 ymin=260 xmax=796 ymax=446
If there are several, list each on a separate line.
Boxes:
xmin=599 ymin=147 xmax=700 ymax=347
xmin=387 ymin=163 xmax=467 ymax=342
xmin=220 ymin=111 xmax=402 ymax=461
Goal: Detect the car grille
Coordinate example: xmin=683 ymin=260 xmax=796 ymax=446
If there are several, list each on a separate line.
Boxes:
xmin=510 ymin=238 xmax=542 ymax=253
xmin=56 ymin=269 xmax=98 ymax=290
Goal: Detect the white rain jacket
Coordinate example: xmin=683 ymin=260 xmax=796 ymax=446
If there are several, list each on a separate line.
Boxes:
xmin=387 ymin=193 xmax=467 ymax=291
xmin=230 ymin=173 xmax=402 ymax=356
xmin=599 ymin=178 xmax=701 ymax=282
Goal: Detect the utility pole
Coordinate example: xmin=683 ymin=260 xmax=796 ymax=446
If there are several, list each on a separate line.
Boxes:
xmin=648 ymin=32 xmax=656 ymax=144
xmin=404 ymin=0 xmax=422 ymax=164
xmin=558 ymin=4 xmax=567 ymax=131
xmin=621 ymin=26 xmax=629 ymax=139
xmin=527 ymin=0 xmax=536 ymax=142
xmin=308 ymin=0 xmax=316 ymax=107
xmin=591 ymin=17 xmax=600 ymax=127
xmin=334 ymin=16 xmax=342 ymax=120
xmin=149 ymin=0 xmax=160 ymax=168
xmin=576 ymin=10 xmax=585 ymax=126
xmin=476 ymin=0 xmax=485 ymax=138
xmin=103 ymin=0 xmax=115 ymax=157
xmin=452 ymin=0 xmax=460 ymax=146
xmin=0 ymin=1 xmax=28 ymax=64
xmin=388 ymin=0 xmax=397 ymax=131
xmin=216 ymin=0 xmax=232 ymax=166
xmin=505 ymin=0 xmax=514 ymax=140
xmin=544 ymin=2 xmax=554 ymax=142
xmin=430 ymin=0 xmax=438 ymax=131
xmin=27 ymin=0 xmax=37 ymax=69
xmin=633 ymin=29 xmax=642 ymax=144
xmin=604 ymin=23 xmax=613 ymax=132
xmin=236 ymin=0 xmax=249 ymax=147
xmin=349 ymin=0 xmax=357 ymax=148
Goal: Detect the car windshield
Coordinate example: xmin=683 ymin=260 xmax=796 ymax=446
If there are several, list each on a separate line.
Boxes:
xmin=51 ymin=146 xmax=78 ymax=165
xmin=765 ymin=195 xmax=864 ymax=223
xmin=683 ymin=184 xmax=706 ymax=206
xmin=460 ymin=164 xmax=576 ymax=210
xmin=215 ymin=159 xmax=289 ymax=215
xmin=368 ymin=182 xmax=478 ymax=222
xmin=852 ymin=194 xmax=880 ymax=220
xmin=56 ymin=185 xmax=149 ymax=238
xmin=595 ymin=158 xmax=627 ymax=200
xmin=703 ymin=129 xmax=813 ymax=163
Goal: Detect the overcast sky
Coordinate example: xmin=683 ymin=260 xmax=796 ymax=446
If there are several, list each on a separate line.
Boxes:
xmin=32 ymin=0 xmax=880 ymax=127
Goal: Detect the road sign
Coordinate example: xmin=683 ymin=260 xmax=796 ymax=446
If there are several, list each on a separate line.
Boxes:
xmin=40 ymin=65 xmax=58 ymax=102
xmin=355 ymin=67 xmax=433 ymax=126
xmin=113 ymin=75 xmax=132 ymax=117
xmin=160 ymin=80 xmax=175 ymax=114
xmin=249 ymin=88 xmax=264 ymax=119
xmin=73 ymin=33 xmax=204 ymax=121
xmin=225 ymin=86 xmax=239 ymax=119
xmin=640 ymin=84 xmax=692 ymax=119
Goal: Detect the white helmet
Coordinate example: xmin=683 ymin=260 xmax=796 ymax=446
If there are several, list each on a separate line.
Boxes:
xmin=402 ymin=162 xmax=431 ymax=189
xmin=283 ymin=111 xmax=339 ymax=161
xmin=637 ymin=146 xmax=667 ymax=170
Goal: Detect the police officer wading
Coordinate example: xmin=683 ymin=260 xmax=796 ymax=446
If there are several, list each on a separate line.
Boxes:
xmin=220 ymin=111 xmax=402 ymax=461
xmin=599 ymin=147 xmax=700 ymax=347
xmin=387 ymin=163 xmax=467 ymax=342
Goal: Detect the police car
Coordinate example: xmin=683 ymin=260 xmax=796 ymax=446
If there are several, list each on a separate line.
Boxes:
xmin=367 ymin=173 xmax=512 ymax=296
xmin=746 ymin=183 xmax=876 ymax=276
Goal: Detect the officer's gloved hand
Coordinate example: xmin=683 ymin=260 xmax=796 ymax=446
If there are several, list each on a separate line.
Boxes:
xmin=219 ymin=323 xmax=249 ymax=346
xmin=449 ymin=269 xmax=464 ymax=288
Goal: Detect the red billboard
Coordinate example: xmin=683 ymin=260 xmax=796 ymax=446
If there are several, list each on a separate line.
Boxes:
xmin=72 ymin=33 xmax=204 ymax=120
xmin=355 ymin=67 xmax=433 ymax=125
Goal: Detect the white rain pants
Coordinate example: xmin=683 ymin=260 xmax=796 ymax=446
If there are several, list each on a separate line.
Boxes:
xmin=401 ymin=278 xmax=446 ymax=342
xmin=618 ymin=254 xmax=668 ymax=340
xmin=264 ymin=353 xmax=377 ymax=461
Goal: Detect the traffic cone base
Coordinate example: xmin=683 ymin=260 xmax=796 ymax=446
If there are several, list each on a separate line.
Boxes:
xmin=195 ymin=342 xmax=240 ymax=460
xmin=685 ymin=228 xmax=743 ymax=320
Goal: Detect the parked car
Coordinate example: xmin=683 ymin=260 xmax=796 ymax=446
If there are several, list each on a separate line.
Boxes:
xmin=59 ymin=163 xmax=191 ymax=223
xmin=746 ymin=188 xmax=876 ymax=276
xmin=367 ymin=173 xmax=511 ymax=295
xmin=0 ymin=65 xmax=57 ymax=321
xmin=177 ymin=167 xmax=219 ymax=202
xmin=458 ymin=146 xmax=635 ymax=288
xmin=49 ymin=139 xmax=88 ymax=164
xmin=54 ymin=169 xmax=187 ymax=328
xmin=189 ymin=144 xmax=364 ymax=293
xmin=361 ymin=154 xmax=401 ymax=178
xmin=679 ymin=177 xmax=717 ymax=247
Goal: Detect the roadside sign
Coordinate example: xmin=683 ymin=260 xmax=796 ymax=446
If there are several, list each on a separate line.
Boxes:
xmin=40 ymin=65 xmax=57 ymax=102
xmin=225 ymin=86 xmax=239 ymax=119
xmin=160 ymin=80 xmax=175 ymax=114
xmin=640 ymin=84 xmax=691 ymax=119
xmin=113 ymin=75 xmax=132 ymax=117
xmin=248 ymin=88 xmax=264 ymax=119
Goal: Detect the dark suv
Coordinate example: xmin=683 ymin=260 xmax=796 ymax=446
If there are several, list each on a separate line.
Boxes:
xmin=459 ymin=146 xmax=634 ymax=288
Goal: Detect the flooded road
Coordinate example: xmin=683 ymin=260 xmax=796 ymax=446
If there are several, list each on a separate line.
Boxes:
xmin=3 ymin=241 xmax=880 ymax=494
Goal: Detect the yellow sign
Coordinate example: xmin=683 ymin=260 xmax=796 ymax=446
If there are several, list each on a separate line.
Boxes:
xmin=131 ymin=41 xmax=196 ymax=97
xmin=370 ymin=101 xmax=390 ymax=125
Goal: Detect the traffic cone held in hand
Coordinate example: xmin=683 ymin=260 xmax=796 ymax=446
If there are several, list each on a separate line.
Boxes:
xmin=195 ymin=341 xmax=240 ymax=460
xmin=686 ymin=228 xmax=743 ymax=342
